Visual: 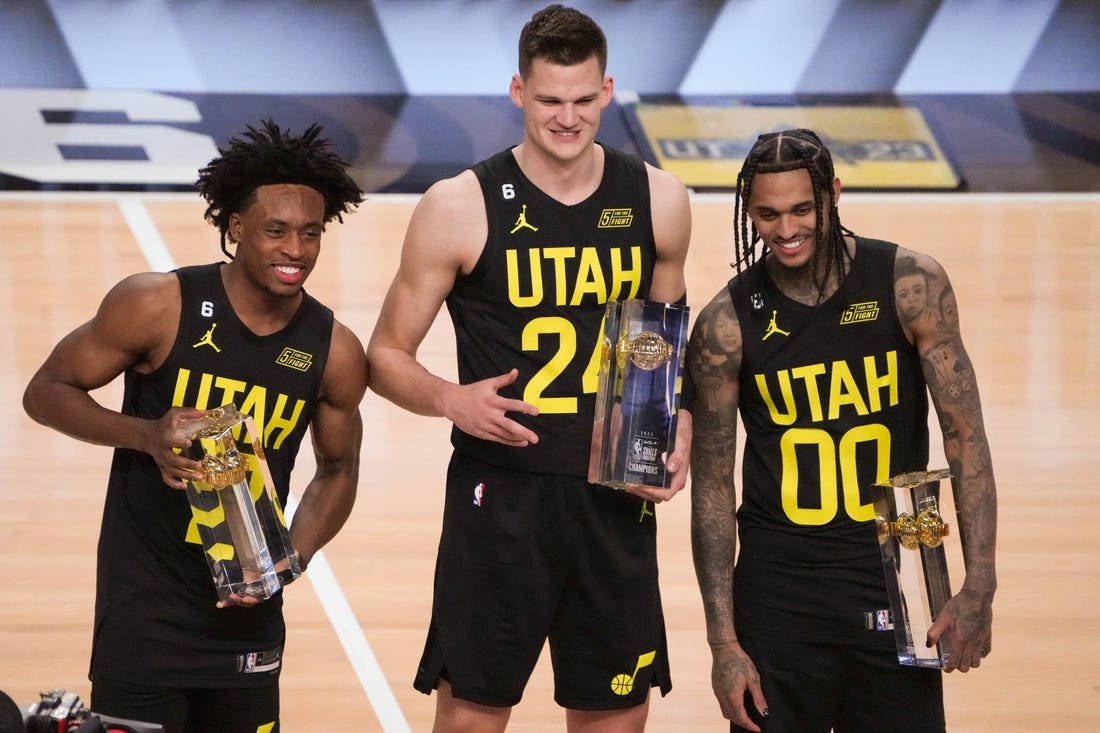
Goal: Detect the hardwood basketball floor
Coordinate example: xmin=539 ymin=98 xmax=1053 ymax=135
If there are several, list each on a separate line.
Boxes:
xmin=1 ymin=192 xmax=1097 ymax=731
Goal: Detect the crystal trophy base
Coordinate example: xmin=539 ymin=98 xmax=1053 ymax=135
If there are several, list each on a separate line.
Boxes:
xmin=588 ymin=298 xmax=690 ymax=491
xmin=179 ymin=404 xmax=301 ymax=602
xmin=873 ymin=469 xmax=955 ymax=668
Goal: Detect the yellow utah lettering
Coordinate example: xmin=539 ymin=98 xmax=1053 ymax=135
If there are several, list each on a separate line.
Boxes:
xmin=505 ymin=245 xmax=644 ymax=307
xmin=756 ymin=351 xmax=899 ymax=426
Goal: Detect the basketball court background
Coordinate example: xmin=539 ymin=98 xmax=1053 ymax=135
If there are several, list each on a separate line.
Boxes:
xmin=0 ymin=1 xmax=1098 ymax=731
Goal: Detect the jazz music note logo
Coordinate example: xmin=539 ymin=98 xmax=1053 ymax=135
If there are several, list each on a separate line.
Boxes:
xmin=610 ymin=650 xmax=655 ymax=696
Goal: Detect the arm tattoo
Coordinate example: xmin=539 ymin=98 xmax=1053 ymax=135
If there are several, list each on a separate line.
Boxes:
xmin=688 ymin=293 xmax=744 ymax=645
xmin=910 ymin=257 xmax=998 ymax=597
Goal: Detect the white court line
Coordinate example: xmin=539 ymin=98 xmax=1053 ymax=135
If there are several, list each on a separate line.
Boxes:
xmin=118 ymin=198 xmax=176 ymax=273
xmin=117 ymin=198 xmax=411 ymax=733
xmin=284 ymin=495 xmax=412 ymax=733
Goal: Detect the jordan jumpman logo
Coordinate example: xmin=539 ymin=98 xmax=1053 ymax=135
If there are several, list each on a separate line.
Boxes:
xmin=193 ymin=323 xmax=222 ymax=352
xmin=510 ymin=203 xmax=539 ymax=233
xmin=762 ymin=310 xmax=790 ymax=341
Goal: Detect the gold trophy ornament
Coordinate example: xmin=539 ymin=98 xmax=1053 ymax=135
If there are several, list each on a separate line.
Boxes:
xmin=617 ymin=330 xmax=673 ymax=371
xmin=588 ymin=299 xmax=690 ymax=491
xmin=883 ymin=496 xmax=950 ymax=550
xmin=177 ymin=404 xmax=301 ymax=602
xmin=872 ymin=468 xmax=955 ymax=668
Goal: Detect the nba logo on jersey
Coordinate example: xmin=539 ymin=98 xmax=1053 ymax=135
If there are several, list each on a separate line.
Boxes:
xmin=472 ymin=482 xmax=484 ymax=507
xmin=876 ymin=609 xmax=893 ymax=631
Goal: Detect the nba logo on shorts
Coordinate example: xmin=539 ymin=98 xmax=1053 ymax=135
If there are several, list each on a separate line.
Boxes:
xmin=472 ymin=482 xmax=484 ymax=507
xmin=245 ymin=653 xmax=256 ymax=672
xmin=876 ymin=609 xmax=893 ymax=631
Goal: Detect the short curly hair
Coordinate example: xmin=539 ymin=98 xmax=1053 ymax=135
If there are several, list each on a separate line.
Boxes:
xmin=195 ymin=119 xmax=364 ymax=259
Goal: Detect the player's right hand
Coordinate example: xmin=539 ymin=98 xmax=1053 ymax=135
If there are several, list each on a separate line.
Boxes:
xmin=444 ymin=369 xmax=539 ymax=447
xmin=148 ymin=407 xmax=208 ymax=489
xmin=711 ymin=640 xmax=768 ymax=732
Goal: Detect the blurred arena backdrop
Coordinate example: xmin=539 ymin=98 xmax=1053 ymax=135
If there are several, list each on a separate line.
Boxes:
xmin=0 ymin=0 xmax=1097 ymax=194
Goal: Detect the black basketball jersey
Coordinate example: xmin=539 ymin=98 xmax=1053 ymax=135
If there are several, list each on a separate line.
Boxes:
xmin=92 ymin=263 xmax=333 ymax=687
xmin=732 ymin=237 xmax=930 ymax=644
xmin=447 ymin=144 xmax=656 ymax=475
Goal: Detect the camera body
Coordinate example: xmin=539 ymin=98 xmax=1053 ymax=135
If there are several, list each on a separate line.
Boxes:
xmin=22 ymin=690 xmax=163 ymax=733
xmin=23 ymin=690 xmax=88 ymax=733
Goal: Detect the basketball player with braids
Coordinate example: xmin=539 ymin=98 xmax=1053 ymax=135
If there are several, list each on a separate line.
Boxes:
xmin=688 ymin=129 xmax=997 ymax=732
xmin=23 ymin=120 xmax=368 ymax=733
xmin=367 ymin=4 xmax=691 ymax=731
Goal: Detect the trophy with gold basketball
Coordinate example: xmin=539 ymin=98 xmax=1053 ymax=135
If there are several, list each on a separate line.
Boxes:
xmin=873 ymin=468 xmax=955 ymax=668
xmin=177 ymin=404 xmax=301 ymax=602
xmin=588 ymin=299 xmax=690 ymax=491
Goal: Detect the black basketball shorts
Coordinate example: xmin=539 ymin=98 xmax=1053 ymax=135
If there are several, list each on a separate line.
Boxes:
xmin=732 ymin=637 xmax=944 ymax=733
xmin=91 ymin=677 xmax=279 ymax=733
xmin=413 ymin=452 xmax=672 ymax=710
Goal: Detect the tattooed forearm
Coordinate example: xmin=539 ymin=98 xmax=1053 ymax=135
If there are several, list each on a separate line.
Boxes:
xmin=691 ymin=425 xmax=740 ymax=645
xmin=923 ymin=340 xmax=990 ymax=472
xmin=900 ymin=250 xmax=998 ymax=599
xmin=921 ymin=333 xmax=997 ymax=596
xmin=687 ymin=291 xmax=744 ymax=645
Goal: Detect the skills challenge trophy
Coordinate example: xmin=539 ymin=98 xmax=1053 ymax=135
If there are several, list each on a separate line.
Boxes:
xmin=589 ymin=298 xmax=690 ymax=491
xmin=873 ymin=468 xmax=958 ymax=667
xmin=177 ymin=404 xmax=301 ymax=602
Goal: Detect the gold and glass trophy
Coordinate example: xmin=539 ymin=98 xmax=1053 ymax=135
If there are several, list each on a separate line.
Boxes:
xmin=873 ymin=468 xmax=955 ymax=667
xmin=177 ymin=404 xmax=301 ymax=602
xmin=588 ymin=298 xmax=690 ymax=491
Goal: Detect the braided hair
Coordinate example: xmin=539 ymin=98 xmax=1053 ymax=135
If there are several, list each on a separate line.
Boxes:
xmin=196 ymin=119 xmax=364 ymax=259
xmin=733 ymin=128 xmax=853 ymax=303
xmin=518 ymin=4 xmax=607 ymax=77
